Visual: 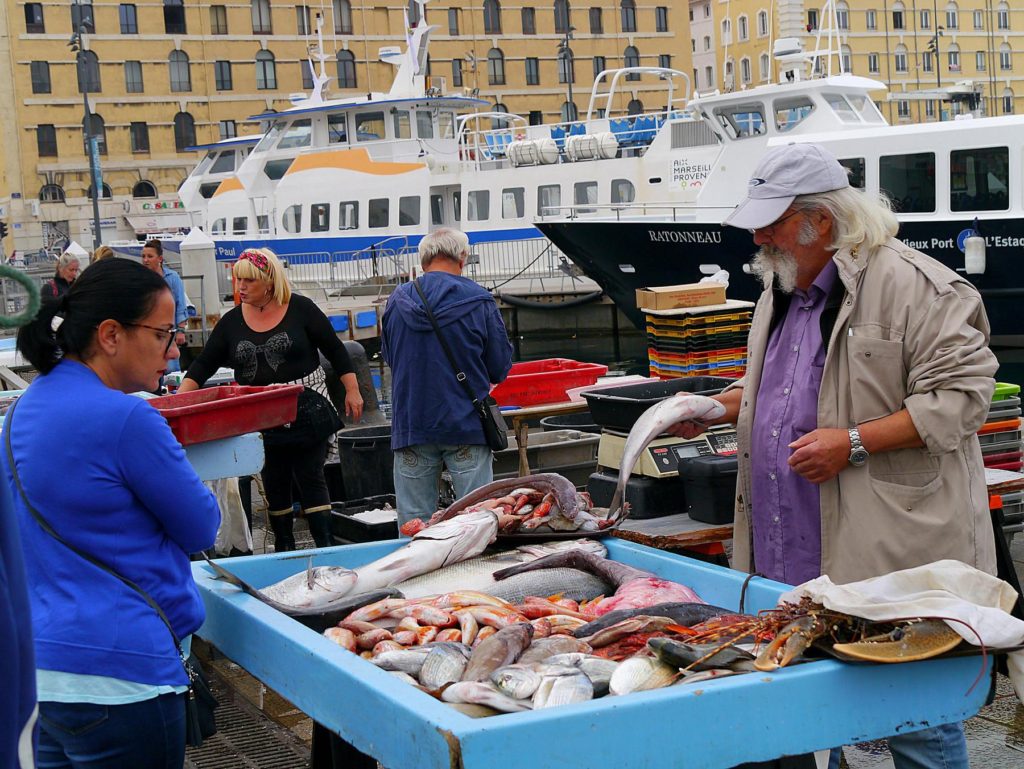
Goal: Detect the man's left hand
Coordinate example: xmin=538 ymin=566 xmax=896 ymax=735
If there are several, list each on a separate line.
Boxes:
xmin=175 ymin=330 xmax=187 ymax=347
xmin=787 ymin=428 xmax=850 ymax=484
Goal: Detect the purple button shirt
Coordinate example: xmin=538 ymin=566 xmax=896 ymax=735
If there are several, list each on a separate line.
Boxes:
xmin=750 ymin=260 xmax=837 ymax=585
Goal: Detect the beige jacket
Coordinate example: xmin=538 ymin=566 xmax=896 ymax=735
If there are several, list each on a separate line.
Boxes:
xmin=730 ymin=237 xmax=998 ymax=584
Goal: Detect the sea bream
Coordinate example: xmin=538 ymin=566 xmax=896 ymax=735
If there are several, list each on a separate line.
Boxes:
xmin=610 ymin=394 xmax=726 ymax=517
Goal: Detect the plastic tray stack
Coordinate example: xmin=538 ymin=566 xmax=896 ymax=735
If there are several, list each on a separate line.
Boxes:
xmin=643 ymin=301 xmax=754 ymax=380
xmin=981 ymin=383 xmax=1022 ymax=473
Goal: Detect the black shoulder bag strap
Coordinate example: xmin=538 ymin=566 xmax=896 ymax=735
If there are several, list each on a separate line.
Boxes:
xmin=413 ymin=278 xmax=484 ymax=408
xmin=4 ymin=397 xmax=193 ymax=680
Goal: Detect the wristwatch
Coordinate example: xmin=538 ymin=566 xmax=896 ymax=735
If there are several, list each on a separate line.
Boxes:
xmin=848 ymin=427 xmax=869 ymax=467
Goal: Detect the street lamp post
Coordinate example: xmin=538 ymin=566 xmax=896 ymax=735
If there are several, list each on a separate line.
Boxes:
xmin=69 ymin=25 xmax=104 ymax=250
xmin=558 ymin=27 xmax=576 ymax=121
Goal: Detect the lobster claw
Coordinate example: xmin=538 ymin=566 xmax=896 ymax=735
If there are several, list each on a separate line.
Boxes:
xmin=754 ymin=615 xmax=829 ymax=671
xmin=831 ymin=620 xmax=962 ymax=663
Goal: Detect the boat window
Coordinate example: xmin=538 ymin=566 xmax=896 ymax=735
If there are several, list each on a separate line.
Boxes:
xmin=263 ymin=159 xmax=294 ymax=180
xmin=838 ymin=158 xmax=866 ymax=189
xmin=368 ymin=198 xmax=389 ymax=228
xmin=453 ymin=191 xmax=462 ymax=221
xmin=339 ymin=201 xmax=359 ymax=229
xmin=311 ymin=203 xmax=330 ymax=232
xmin=328 ymin=114 xmax=348 ymax=144
xmin=356 ymin=112 xmax=385 ymax=142
xmin=416 ymin=111 xmax=434 ymax=139
xmin=824 ymin=93 xmax=861 ymax=124
xmin=256 ymin=215 xmax=270 ymax=234
xmin=210 ymin=152 xmax=235 ymax=174
xmin=277 ymin=119 xmax=312 ymax=150
xmin=393 ymin=110 xmax=412 ymax=140
xmin=430 ymin=194 xmax=443 ymax=225
xmin=501 ymin=187 xmax=525 ymax=219
xmin=611 ymin=179 xmax=636 ymax=204
xmin=574 ymin=181 xmax=598 ymax=214
xmin=467 ymin=190 xmax=490 ymax=221
xmin=232 ymin=216 xmax=247 ymax=234
xmin=537 ymin=184 xmax=561 ymax=216
xmin=195 ymin=152 xmax=215 ymax=174
xmin=950 ymin=147 xmax=1009 ymax=212
xmin=845 ymin=93 xmax=886 ymax=124
xmin=438 ymin=112 xmax=456 ymax=139
xmin=773 ymin=96 xmax=814 ymax=132
xmin=712 ymin=103 xmax=765 ymax=139
xmin=399 ymin=196 xmax=420 ymax=226
xmin=254 ymin=121 xmax=285 ymax=152
xmin=879 ymin=152 xmax=935 ymax=213
xmin=211 ymin=218 xmax=226 ymax=235
xmin=282 ymin=205 xmax=302 ymax=233
xmin=199 ymin=182 xmax=220 ymax=199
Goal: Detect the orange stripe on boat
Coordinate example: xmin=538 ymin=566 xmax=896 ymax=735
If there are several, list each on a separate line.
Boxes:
xmin=285 ymin=148 xmax=425 ymax=176
xmin=212 ymin=176 xmax=244 ymax=197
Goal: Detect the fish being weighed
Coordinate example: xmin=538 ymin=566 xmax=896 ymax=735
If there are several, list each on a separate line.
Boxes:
xmin=610 ymin=394 xmax=726 ymax=517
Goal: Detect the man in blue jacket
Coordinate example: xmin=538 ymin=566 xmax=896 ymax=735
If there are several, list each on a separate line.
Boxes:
xmin=382 ymin=228 xmax=513 ymax=526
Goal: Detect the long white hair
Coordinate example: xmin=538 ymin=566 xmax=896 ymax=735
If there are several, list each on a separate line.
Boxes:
xmin=794 ymin=186 xmax=899 ymax=252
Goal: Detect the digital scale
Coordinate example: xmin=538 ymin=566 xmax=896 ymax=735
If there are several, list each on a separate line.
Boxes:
xmin=596 ymin=426 xmax=739 ymax=478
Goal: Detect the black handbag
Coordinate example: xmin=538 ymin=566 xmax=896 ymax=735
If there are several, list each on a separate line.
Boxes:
xmin=4 ymin=398 xmax=219 ymax=748
xmin=413 ymin=279 xmax=509 ymax=451
xmin=262 ymin=384 xmax=342 ymax=447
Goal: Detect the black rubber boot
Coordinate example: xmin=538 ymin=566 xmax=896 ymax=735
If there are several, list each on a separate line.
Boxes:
xmin=269 ymin=512 xmax=296 ymax=552
xmin=306 ymin=510 xmax=333 ymax=549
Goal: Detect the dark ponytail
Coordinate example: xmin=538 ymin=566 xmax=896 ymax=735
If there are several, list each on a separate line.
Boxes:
xmin=18 ymin=259 xmax=170 ymax=374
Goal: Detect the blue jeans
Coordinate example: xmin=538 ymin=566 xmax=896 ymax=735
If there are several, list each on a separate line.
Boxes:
xmin=827 ymin=722 xmax=969 ymax=769
xmin=393 ymin=443 xmax=493 ymax=527
xmin=38 ymin=693 xmax=185 ymax=769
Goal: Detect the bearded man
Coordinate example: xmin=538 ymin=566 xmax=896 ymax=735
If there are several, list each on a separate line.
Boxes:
xmin=673 ymin=142 xmax=997 ymax=768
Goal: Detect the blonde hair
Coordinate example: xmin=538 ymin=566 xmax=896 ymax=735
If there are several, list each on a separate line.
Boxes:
xmin=232 ymin=247 xmax=291 ymax=304
xmin=92 ymin=245 xmax=114 ymax=263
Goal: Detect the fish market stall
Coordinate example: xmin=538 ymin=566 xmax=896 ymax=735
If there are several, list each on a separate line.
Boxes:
xmin=192 ymin=540 xmax=993 ymax=769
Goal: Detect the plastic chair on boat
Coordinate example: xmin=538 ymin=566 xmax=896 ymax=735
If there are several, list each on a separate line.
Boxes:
xmin=550 ymin=125 xmax=567 ymax=150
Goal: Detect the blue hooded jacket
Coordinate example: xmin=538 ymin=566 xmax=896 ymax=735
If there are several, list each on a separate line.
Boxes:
xmin=382 ymin=271 xmax=513 ymax=450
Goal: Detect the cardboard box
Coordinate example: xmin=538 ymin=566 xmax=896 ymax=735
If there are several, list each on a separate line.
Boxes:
xmin=635 ymin=282 xmax=727 ymax=311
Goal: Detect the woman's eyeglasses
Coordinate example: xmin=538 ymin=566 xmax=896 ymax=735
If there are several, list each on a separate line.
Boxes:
xmin=748 ymin=209 xmax=803 ymax=235
xmin=124 ymin=323 xmax=178 ymax=355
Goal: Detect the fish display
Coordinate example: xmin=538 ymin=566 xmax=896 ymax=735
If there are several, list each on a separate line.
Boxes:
xmin=610 ymin=394 xmax=726 ymax=517
xmin=573 ymin=602 xmax=731 ymax=638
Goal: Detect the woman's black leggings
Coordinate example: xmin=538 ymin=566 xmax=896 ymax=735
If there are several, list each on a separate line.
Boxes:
xmin=261 ymin=439 xmax=332 ymax=548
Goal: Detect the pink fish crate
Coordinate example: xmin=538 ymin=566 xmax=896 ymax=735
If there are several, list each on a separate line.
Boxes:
xmin=148 ymin=384 xmax=304 ymax=445
xmin=490 ymin=358 xmax=609 ymax=408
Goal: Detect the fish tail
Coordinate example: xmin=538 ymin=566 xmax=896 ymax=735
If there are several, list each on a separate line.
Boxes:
xmin=202 ymin=555 xmax=265 ymax=599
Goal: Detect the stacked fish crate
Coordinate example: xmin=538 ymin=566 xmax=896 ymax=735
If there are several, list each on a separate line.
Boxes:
xmin=983 ymin=382 xmax=1024 ymax=528
xmin=644 ymin=300 xmax=754 ymax=380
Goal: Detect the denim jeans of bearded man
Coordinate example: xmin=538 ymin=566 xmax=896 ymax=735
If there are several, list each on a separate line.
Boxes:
xmin=827 ymin=722 xmax=969 ymax=769
xmin=393 ymin=443 xmax=493 ymax=527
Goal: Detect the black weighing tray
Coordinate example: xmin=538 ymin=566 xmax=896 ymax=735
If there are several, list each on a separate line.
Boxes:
xmin=330 ymin=494 xmax=399 ymax=543
xmin=582 ymin=376 xmax=737 ymax=432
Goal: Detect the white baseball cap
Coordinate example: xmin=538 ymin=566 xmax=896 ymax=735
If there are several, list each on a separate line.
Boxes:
xmin=722 ymin=143 xmax=850 ymax=230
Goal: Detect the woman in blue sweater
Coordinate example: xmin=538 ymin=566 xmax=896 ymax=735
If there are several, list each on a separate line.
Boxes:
xmin=6 ymin=259 xmax=221 ymax=769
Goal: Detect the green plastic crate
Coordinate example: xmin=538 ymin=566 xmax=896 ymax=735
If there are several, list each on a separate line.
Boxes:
xmin=993 ymin=382 xmax=1021 ymax=402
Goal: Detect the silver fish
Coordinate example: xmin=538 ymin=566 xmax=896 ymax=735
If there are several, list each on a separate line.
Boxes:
xmin=387 ymin=670 xmax=421 ymax=687
xmin=573 ymin=603 xmax=731 ymax=639
xmin=462 ymin=623 xmax=534 ymax=682
xmin=544 ymin=654 xmax=619 ymax=696
xmin=490 ymin=664 xmax=544 ymax=699
xmin=419 ymin=643 xmax=472 ymax=690
xmin=532 ymin=670 xmax=594 ymax=709
xmin=609 ymin=394 xmax=726 ymax=518
xmin=441 ymin=682 xmax=533 ymax=713
xmin=608 ymin=656 xmax=679 ymax=696
xmin=371 ymin=648 xmax=433 ymax=676
xmin=518 ymin=636 xmax=594 ymax=664
xmin=647 ymin=637 xmax=755 ymax=672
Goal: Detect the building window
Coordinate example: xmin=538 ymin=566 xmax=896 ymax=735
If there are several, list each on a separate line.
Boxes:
xmin=558 ymin=50 xmax=574 ymax=84
xmin=296 ymin=7 xmax=310 ymax=34
xmin=659 ymin=54 xmax=671 ymax=69
xmin=976 ymin=51 xmax=986 ymax=71
xmin=656 ymin=6 xmax=668 ymax=32
xmin=973 ymin=9 xmax=983 ymax=29
xmin=704 ymin=65 xmax=714 ymax=87
xmin=174 ymin=112 xmax=196 ymax=152
xmin=130 ymin=122 xmax=150 ymax=152
xmin=896 ymin=100 xmax=909 ymax=119
xmin=124 ymin=60 xmax=143 ymax=92
xmin=738 ymin=15 xmax=748 ymax=40
xmin=448 ymin=8 xmax=459 ymax=35
xmin=1003 ymin=88 xmax=1014 ymax=113
xmin=1001 ymin=45 xmax=1012 ymax=71
xmin=528 ymin=110 xmax=543 ymax=125
xmin=77 ymin=51 xmax=101 ymax=93
xmin=169 ymin=50 xmax=191 ymax=92
xmin=948 ymin=47 xmax=960 ymax=72
xmin=920 ymin=9 xmax=930 ymax=29
xmin=72 ymin=0 xmax=95 ymax=33
xmin=24 ymin=2 xmax=44 ymax=32
xmin=868 ymin=53 xmax=879 ymax=73
xmin=119 ymin=3 xmax=137 ymax=33
xmin=525 ymin=57 xmax=539 ymax=85
xmin=758 ymin=10 xmax=769 ymax=35
xmin=451 ymin=59 xmax=463 ymax=87
xmin=621 ymin=0 xmax=636 ymax=33
xmin=893 ymin=9 xmax=904 ymax=29
xmin=760 ymin=52 xmax=770 ymax=80
xmin=300 ymin=60 xmax=315 ymax=89
xmin=741 ymin=57 xmax=751 ymax=84
xmin=808 ymin=9 xmax=819 ymax=30
xmin=945 ymin=4 xmax=958 ymax=30
xmin=164 ymin=0 xmax=186 ymax=34
xmin=40 ymin=184 xmax=65 ymax=202
xmin=998 ymin=3 xmax=1009 ymax=29
xmin=83 ymin=113 xmax=106 ymax=155
xmin=30 ymin=61 xmax=50 ymax=94
xmin=487 ymin=48 xmax=505 ymax=85
xmin=521 ymin=7 xmax=535 ymax=34
xmin=925 ymin=100 xmax=935 ymax=117
xmin=210 ymin=5 xmax=228 ymax=34
xmin=256 ymin=50 xmax=276 ymax=89
xmin=554 ymin=0 xmax=571 ymax=34
xmin=721 ymin=19 xmax=731 ymax=45
xmin=336 ymin=50 xmax=356 ymax=88
xmin=251 ymin=0 xmax=272 ymax=33
xmin=561 ymin=101 xmax=578 ymax=122
xmin=334 ymin=0 xmax=352 ymax=34
xmin=483 ymin=0 xmax=501 ymax=35
xmin=895 ymin=47 xmax=908 ymax=73
xmin=408 ymin=0 xmax=421 ymax=25
xmin=593 ymin=56 xmax=606 ymax=78
xmin=923 ymin=51 xmax=933 ymax=72
xmin=215 ymin=60 xmax=232 ymax=90
xmin=866 ymin=10 xmax=876 ymax=29
xmin=37 ymin=125 xmax=57 ymax=157
xmin=89 ymin=183 xmax=113 ymax=200
xmin=840 ymin=45 xmax=851 ymax=72
xmin=589 ymin=7 xmax=602 ymax=34
xmin=624 ymin=45 xmax=640 ymax=79
xmin=131 ymin=181 xmax=156 ymax=199
xmin=704 ymin=35 xmax=711 ymax=51
xmin=219 ymin=120 xmax=236 ymax=139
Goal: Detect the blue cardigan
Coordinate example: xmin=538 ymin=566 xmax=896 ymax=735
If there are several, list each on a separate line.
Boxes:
xmin=4 ymin=360 xmax=220 ymax=687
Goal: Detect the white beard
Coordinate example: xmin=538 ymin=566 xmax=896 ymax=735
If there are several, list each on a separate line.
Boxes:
xmin=750 ymin=246 xmax=799 ymax=294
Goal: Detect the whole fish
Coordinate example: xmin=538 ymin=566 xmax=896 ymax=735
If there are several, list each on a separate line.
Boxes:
xmin=441 ymin=682 xmax=533 ymax=713
xmin=419 ymin=643 xmax=472 ymax=690
xmin=581 ymin=616 xmax=690 ymax=648
xmin=372 ymin=648 xmax=433 ymax=676
xmin=490 ymin=664 xmax=544 ymax=699
xmin=206 ymin=511 xmax=498 ymax=614
xmin=517 ymin=636 xmax=593 ymax=664
xmin=608 ymin=656 xmax=679 ymax=695
xmin=544 ymin=654 xmax=619 ymax=696
xmin=574 ymin=602 xmax=732 ymax=638
xmin=648 ymin=637 xmax=755 ymax=672
xmin=433 ymin=474 xmax=581 ymax=523
xmin=532 ymin=669 xmax=594 ymax=709
xmin=610 ymin=394 xmax=726 ymax=519
xmin=462 ymin=622 xmax=534 ymax=682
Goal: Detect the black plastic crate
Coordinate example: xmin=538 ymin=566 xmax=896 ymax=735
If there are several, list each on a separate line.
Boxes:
xmin=582 ymin=376 xmax=737 ymax=433
xmin=586 ymin=469 xmax=685 ymax=519
xmin=678 ymin=455 xmax=737 ymax=525
xmin=330 ymin=494 xmax=399 ymax=543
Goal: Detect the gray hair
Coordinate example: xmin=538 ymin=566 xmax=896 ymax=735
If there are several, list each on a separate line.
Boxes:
xmin=793 ymin=186 xmax=899 ymax=252
xmin=418 ymin=228 xmax=470 ymax=270
xmin=57 ymin=251 xmax=81 ymax=271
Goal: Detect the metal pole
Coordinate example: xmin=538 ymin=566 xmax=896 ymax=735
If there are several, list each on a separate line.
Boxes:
xmin=72 ymin=27 xmax=103 ymax=250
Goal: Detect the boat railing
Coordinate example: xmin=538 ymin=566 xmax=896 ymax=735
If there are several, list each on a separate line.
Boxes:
xmin=537 ymin=202 xmax=737 ymax=222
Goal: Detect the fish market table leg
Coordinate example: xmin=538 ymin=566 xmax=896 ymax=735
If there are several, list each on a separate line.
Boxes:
xmin=514 ymin=417 xmax=530 ymax=477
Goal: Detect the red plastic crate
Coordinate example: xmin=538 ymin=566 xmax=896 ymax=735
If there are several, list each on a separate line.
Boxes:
xmin=148 ymin=384 xmax=304 ymax=445
xmin=489 ymin=358 xmax=609 ymax=408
